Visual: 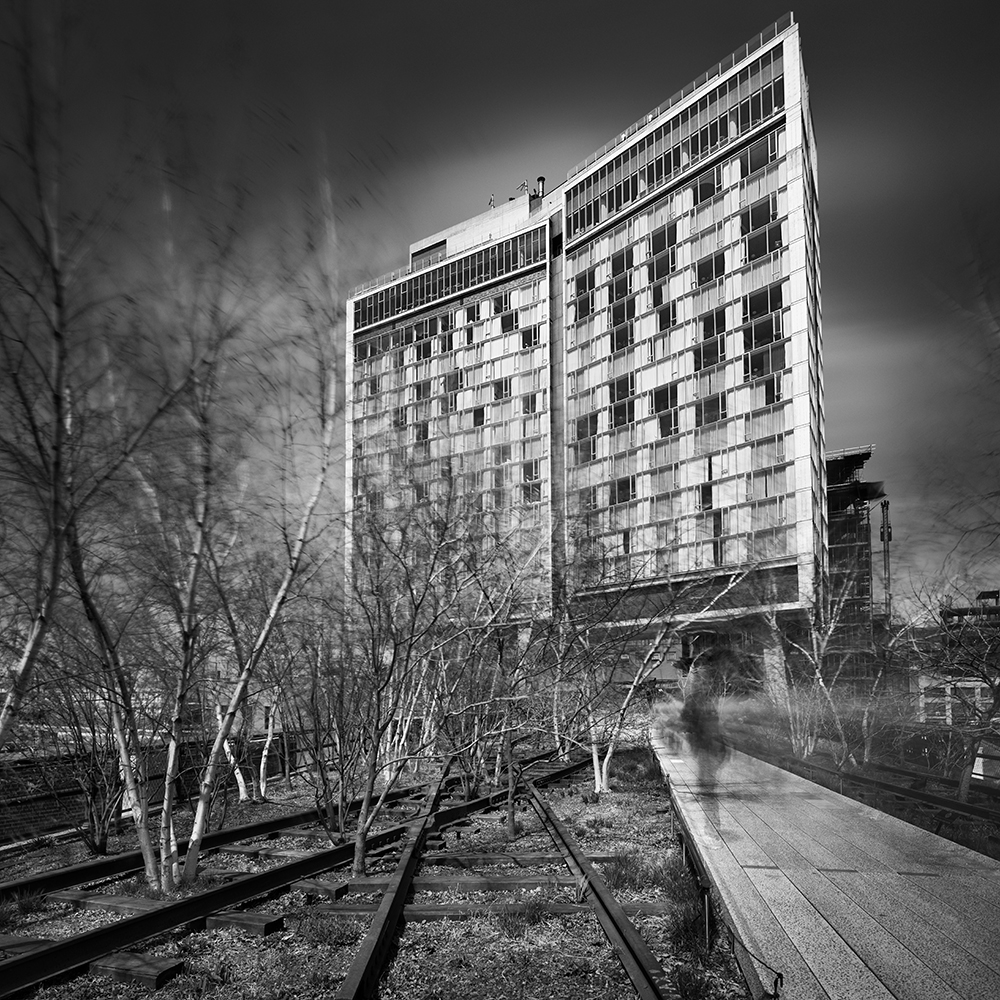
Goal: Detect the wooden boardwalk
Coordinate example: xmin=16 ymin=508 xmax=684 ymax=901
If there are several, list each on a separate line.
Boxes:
xmin=650 ymin=735 xmax=1000 ymax=999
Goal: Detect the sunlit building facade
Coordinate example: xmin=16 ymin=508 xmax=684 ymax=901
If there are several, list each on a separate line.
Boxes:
xmin=347 ymin=13 xmax=823 ymax=633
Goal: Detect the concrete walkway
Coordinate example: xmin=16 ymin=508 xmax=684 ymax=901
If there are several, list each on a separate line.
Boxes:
xmin=650 ymin=731 xmax=1000 ymax=999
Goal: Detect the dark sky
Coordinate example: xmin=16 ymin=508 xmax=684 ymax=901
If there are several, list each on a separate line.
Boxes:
xmin=46 ymin=0 xmax=1000 ymax=600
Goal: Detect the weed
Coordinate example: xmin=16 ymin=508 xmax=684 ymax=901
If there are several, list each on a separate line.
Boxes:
xmin=295 ymin=913 xmax=366 ymax=946
xmin=669 ymin=898 xmax=708 ymax=956
xmin=0 ymin=890 xmax=46 ymax=932
xmin=495 ymin=896 xmax=548 ymax=937
xmin=603 ymin=849 xmax=643 ymax=890
xmin=675 ymin=963 xmax=713 ymax=997
xmin=584 ymin=815 xmax=614 ymax=833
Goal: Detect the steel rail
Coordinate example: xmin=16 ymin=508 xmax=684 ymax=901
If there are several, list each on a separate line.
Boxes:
xmin=865 ymin=761 xmax=1000 ymax=802
xmin=0 ymin=754 xmax=590 ymax=997
xmin=523 ymin=778 xmax=670 ymax=1000
xmin=334 ymin=763 xmax=453 ymax=1000
xmin=0 ymin=819 xmax=420 ymax=998
xmin=785 ymin=757 xmax=1000 ymax=825
xmin=0 ymin=783 xmax=427 ymax=902
xmin=328 ymin=753 xmax=594 ymax=999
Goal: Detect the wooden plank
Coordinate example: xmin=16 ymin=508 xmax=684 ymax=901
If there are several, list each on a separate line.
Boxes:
xmin=292 ymin=878 xmax=350 ymax=900
xmin=0 ymin=935 xmax=53 ymax=956
xmin=346 ymin=875 xmax=578 ymax=892
xmin=47 ymin=891 xmax=165 ymax=915
xmin=745 ymin=868 xmax=895 ymax=1000
xmin=420 ymin=852 xmax=616 ymax=866
xmin=669 ymin=807 xmax=828 ymax=998
xmin=899 ymin=871 xmax=1000 ymax=929
xmin=780 ymin=869 xmax=964 ymax=1000
xmin=312 ymin=901 xmax=673 ymax=919
xmin=825 ymin=871 xmax=1000 ymax=989
xmin=720 ymin=797 xmax=847 ymax=872
xmin=206 ymin=911 xmax=284 ymax=936
xmin=90 ymin=952 xmax=184 ymax=989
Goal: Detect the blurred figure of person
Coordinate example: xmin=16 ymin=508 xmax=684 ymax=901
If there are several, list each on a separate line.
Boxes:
xmin=680 ymin=675 xmax=728 ymax=793
xmin=654 ymin=695 xmax=684 ymax=754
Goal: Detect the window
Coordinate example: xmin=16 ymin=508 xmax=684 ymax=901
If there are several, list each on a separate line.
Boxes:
xmin=657 ymin=302 xmax=677 ymax=331
xmin=494 ymin=444 xmax=511 ymax=465
xmin=743 ymin=313 xmax=779 ymax=351
xmin=414 ymin=420 xmax=429 ymax=442
xmin=393 ymin=406 xmax=407 ymax=429
xmin=649 ymin=246 xmax=676 ymax=282
xmin=579 ymin=486 xmax=598 ymax=511
xmin=575 ymin=267 xmax=595 ymax=299
xmin=611 ymin=399 xmax=635 ymax=427
xmin=747 ymin=222 xmax=783 ymax=262
xmin=521 ymin=325 xmax=539 ymax=349
xmin=695 ymin=393 xmax=726 ymax=426
xmin=416 ymin=339 xmax=431 ymax=361
xmin=611 ymin=272 xmax=632 ymax=302
xmin=697 ymin=251 xmax=726 ymax=286
xmin=693 ymin=166 xmax=720 ymax=205
xmin=611 ymin=246 xmax=634 ymax=276
xmin=650 ymin=222 xmax=677 ymax=257
xmin=693 ymin=337 xmax=725 ymax=371
xmin=444 ymin=370 xmax=464 ymax=393
xmin=466 ymin=302 xmax=480 ymax=323
xmin=622 ymin=529 xmax=631 ymax=555
xmin=493 ymin=377 xmax=512 ymax=400
xmin=576 ymin=413 xmax=598 ymax=440
xmin=744 ymin=343 xmax=786 ymax=381
xmin=414 ymin=482 xmax=429 ymax=503
xmin=609 ymin=375 xmax=635 ymax=404
xmin=700 ymin=483 xmax=713 ymax=510
xmin=739 ymin=131 xmax=778 ymax=177
xmin=609 ymin=375 xmax=635 ymax=427
xmin=743 ymin=281 xmax=783 ymax=323
xmin=439 ymin=332 xmax=453 ymax=354
xmin=612 ymin=323 xmax=633 ymax=354
xmin=367 ymin=377 xmax=379 ymax=396
xmin=473 ymin=406 xmax=485 ymax=426
xmin=611 ymin=296 xmax=636 ymax=327
xmin=741 ymin=195 xmax=778 ymax=235
xmin=610 ymin=476 xmax=635 ymax=505
xmin=701 ymin=307 xmax=726 ymax=339
xmin=493 ymin=292 xmax=510 ymax=315
xmin=653 ymin=383 xmax=678 ymax=411
xmin=415 ymin=380 xmax=431 ymax=401
xmin=501 ymin=310 xmax=518 ymax=333
xmin=521 ymin=460 xmax=541 ymax=504
xmin=522 ymin=392 xmax=538 ymax=414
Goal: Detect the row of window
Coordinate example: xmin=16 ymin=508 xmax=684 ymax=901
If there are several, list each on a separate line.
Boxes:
xmin=566 ymin=50 xmax=784 ymax=240
xmin=352 ymin=228 xmax=547 ymax=332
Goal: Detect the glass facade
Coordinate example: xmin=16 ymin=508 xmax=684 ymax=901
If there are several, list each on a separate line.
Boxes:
xmin=346 ymin=16 xmax=822 ymax=618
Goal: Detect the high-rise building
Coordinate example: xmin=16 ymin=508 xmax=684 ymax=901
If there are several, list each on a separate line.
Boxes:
xmin=347 ymin=13 xmax=822 ymax=663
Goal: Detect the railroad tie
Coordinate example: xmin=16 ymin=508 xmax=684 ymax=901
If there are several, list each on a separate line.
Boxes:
xmin=90 ymin=952 xmax=184 ymax=990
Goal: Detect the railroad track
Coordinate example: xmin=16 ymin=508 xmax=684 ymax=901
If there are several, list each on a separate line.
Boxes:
xmin=0 ymin=751 xmax=682 ymax=999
